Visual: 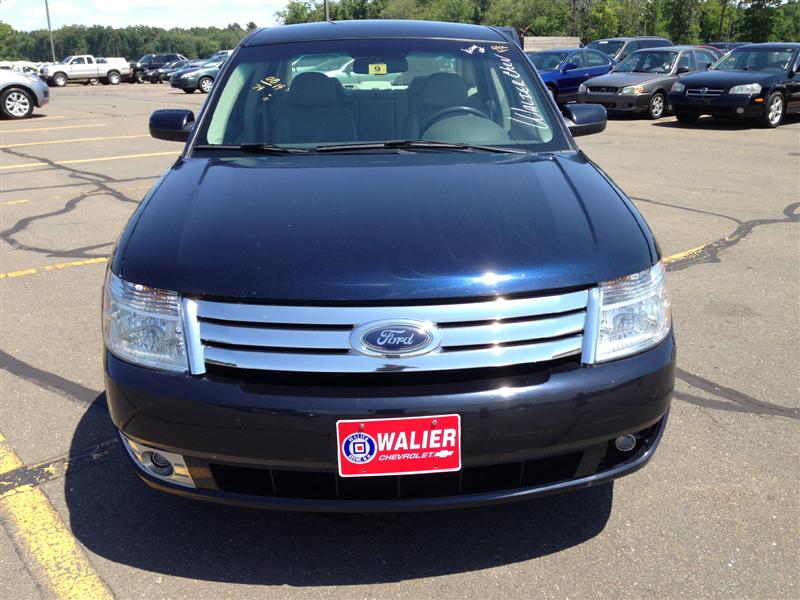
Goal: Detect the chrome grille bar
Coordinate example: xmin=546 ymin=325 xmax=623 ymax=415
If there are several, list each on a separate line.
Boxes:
xmin=203 ymin=336 xmax=582 ymax=373
xmin=194 ymin=290 xmax=588 ymax=326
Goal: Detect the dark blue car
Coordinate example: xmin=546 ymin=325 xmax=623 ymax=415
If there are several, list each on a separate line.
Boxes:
xmin=527 ymin=47 xmax=614 ymax=103
xmin=104 ymin=20 xmax=674 ymax=512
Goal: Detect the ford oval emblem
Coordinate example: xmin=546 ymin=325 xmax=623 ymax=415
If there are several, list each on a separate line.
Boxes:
xmin=350 ymin=320 xmax=441 ymax=358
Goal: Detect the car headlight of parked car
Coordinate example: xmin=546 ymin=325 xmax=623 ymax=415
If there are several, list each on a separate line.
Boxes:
xmin=103 ymin=272 xmax=188 ymax=372
xmin=578 ymin=83 xmax=587 ymax=94
xmin=729 ymin=83 xmax=761 ymax=95
xmin=620 ymin=85 xmax=645 ymax=95
xmin=670 ymin=81 xmax=685 ymax=93
xmin=594 ymin=262 xmax=671 ymax=362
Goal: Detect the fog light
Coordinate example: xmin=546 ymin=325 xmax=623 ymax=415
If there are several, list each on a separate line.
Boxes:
xmin=615 ymin=434 xmax=638 ymax=452
xmin=736 ymin=107 xmax=745 ymax=114
xmin=119 ymin=433 xmax=195 ymax=488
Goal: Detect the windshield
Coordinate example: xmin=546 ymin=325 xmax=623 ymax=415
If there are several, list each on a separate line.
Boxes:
xmin=196 ymin=39 xmax=567 ymax=152
xmin=712 ymin=47 xmax=796 ymax=72
xmin=529 ymin=52 xmax=568 ymax=71
xmin=138 ymin=54 xmax=154 ymax=63
xmin=201 ymin=58 xmax=226 ymax=69
xmin=587 ymin=40 xmax=624 ymax=57
xmin=614 ymin=50 xmax=678 ymax=73
xmin=60 ymin=56 xmax=73 ymax=64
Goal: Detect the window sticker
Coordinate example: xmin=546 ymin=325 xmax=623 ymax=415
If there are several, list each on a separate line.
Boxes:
xmin=368 ymin=63 xmax=388 ymax=75
xmin=252 ymin=75 xmax=286 ymax=102
xmin=491 ymin=45 xmax=509 ymax=54
xmin=461 ymin=45 xmax=485 ymax=55
xmin=493 ymin=53 xmax=549 ymax=130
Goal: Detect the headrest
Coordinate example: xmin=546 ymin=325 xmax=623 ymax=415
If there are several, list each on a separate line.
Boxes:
xmin=290 ymin=72 xmax=341 ymax=107
xmin=421 ymin=73 xmax=468 ymax=108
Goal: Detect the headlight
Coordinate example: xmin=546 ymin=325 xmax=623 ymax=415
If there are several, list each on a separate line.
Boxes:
xmin=578 ymin=83 xmax=587 ymax=94
xmin=620 ymin=85 xmax=645 ymax=95
xmin=102 ymin=271 xmax=188 ymax=372
xmin=729 ymin=83 xmax=761 ymax=95
xmin=671 ymin=81 xmax=685 ymax=93
xmin=593 ymin=262 xmax=671 ymax=362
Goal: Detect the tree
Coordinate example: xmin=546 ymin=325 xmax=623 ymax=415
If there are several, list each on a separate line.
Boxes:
xmin=246 ymin=21 xmax=258 ymax=31
xmin=739 ymin=0 xmax=779 ymax=41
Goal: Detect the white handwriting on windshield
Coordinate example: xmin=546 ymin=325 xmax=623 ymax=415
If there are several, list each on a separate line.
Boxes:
xmin=495 ymin=53 xmax=549 ymax=130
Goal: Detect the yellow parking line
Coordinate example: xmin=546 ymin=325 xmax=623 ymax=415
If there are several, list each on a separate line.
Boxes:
xmin=1 ymin=199 xmax=31 ymax=206
xmin=0 ymin=257 xmax=109 ymax=280
xmin=0 ymin=123 xmax=106 ymax=134
xmin=0 ymin=432 xmax=113 ymax=600
xmin=0 ymin=150 xmax=180 ymax=171
xmin=1 ymin=134 xmax=150 ymax=149
xmin=663 ymin=244 xmax=709 ymax=265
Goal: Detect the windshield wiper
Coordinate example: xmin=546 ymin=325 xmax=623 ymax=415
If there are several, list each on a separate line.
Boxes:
xmin=193 ymin=143 xmax=310 ymax=154
xmin=315 ymin=140 xmax=527 ymax=154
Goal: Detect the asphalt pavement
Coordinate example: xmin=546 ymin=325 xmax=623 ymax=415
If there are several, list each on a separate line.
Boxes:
xmin=0 ymin=83 xmax=798 ymax=599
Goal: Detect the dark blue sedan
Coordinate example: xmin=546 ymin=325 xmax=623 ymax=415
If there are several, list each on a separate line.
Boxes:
xmin=527 ymin=48 xmax=614 ymax=103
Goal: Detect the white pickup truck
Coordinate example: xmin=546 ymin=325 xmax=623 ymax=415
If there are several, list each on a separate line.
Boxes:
xmin=40 ymin=55 xmax=131 ymax=86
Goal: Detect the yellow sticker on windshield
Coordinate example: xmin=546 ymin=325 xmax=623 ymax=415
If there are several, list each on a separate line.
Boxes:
xmin=368 ymin=63 xmax=388 ymax=75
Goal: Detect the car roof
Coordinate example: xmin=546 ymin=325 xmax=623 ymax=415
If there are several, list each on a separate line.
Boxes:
xmin=526 ymin=48 xmax=580 ymax=54
xmin=736 ymin=42 xmax=800 ymax=50
xmin=245 ymin=20 xmax=507 ymax=46
xmin=592 ymin=37 xmax=669 ymax=42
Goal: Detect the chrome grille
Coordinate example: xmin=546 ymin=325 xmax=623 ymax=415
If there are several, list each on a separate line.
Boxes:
xmin=183 ymin=290 xmax=594 ymax=375
xmin=588 ymin=86 xmax=618 ymax=94
xmin=686 ymin=87 xmax=724 ymax=98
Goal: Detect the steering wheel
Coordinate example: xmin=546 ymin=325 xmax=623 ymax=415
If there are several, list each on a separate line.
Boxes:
xmin=421 ymin=106 xmax=490 ymax=135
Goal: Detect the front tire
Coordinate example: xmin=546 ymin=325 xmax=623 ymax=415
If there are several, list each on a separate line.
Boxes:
xmin=675 ymin=112 xmax=699 ymax=124
xmin=182 ymin=89 xmax=195 ymax=94
xmin=546 ymin=84 xmax=557 ymax=102
xmin=1 ymin=88 xmax=34 ymax=119
xmin=198 ymin=77 xmax=213 ymax=94
xmin=88 ymin=78 xmax=100 ymax=86
xmin=760 ymin=92 xmax=784 ymax=128
xmin=648 ymin=92 xmax=666 ymax=119
xmin=107 ymin=71 xmax=121 ymax=85
xmin=52 ymin=72 xmax=68 ymax=87
xmin=134 ymin=70 xmax=144 ymax=84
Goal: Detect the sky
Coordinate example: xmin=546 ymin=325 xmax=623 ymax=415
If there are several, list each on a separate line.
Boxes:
xmin=0 ymin=0 xmax=287 ymax=31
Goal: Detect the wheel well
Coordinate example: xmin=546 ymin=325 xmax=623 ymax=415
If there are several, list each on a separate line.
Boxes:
xmin=53 ymin=71 xmax=67 ymax=79
xmin=107 ymin=69 xmax=119 ymax=76
xmin=652 ymin=89 xmax=667 ymax=98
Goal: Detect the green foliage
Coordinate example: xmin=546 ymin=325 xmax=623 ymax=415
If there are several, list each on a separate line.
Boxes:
xmin=1 ymin=0 xmax=798 ymax=62
xmin=0 ymin=22 xmax=248 ymax=62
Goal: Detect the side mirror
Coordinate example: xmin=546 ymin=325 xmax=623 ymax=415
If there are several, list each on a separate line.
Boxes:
xmin=562 ymin=103 xmax=607 ymax=137
xmin=706 ymin=63 xmax=712 ymax=69
xmin=676 ymin=65 xmax=691 ymax=74
xmin=562 ymin=62 xmax=578 ymax=72
xmin=149 ymin=109 xmax=195 ymax=142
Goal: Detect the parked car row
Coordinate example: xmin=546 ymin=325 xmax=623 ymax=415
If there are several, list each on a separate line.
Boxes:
xmin=528 ymin=39 xmax=800 ymax=128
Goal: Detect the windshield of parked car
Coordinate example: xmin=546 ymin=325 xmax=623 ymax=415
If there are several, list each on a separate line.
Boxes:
xmin=59 ymin=56 xmax=73 ymax=64
xmin=614 ymin=50 xmax=678 ymax=73
xmin=712 ymin=47 xmax=796 ymax=72
xmin=137 ymin=54 xmax=154 ymax=64
xmin=529 ymin=52 xmax=568 ymax=71
xmin=201 ymin=58 xmax=227 ymax=69
xmin=196 ymin=39 xmax=567 ymax=153
xmin=587 ymin=40 xmax=624 ymax=57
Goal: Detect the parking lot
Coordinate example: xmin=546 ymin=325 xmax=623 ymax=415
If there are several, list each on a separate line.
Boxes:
xmin=1 ymin=83 xmax=798 ymax=598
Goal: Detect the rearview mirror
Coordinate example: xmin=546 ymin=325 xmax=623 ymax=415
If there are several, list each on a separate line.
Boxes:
xmin=149 ymin=109 xmax=195 ymax=142
xmin=562 ymin=62 xmax=578 ymax=72
xmin=562 ymin=104 xmax=607 ymax=137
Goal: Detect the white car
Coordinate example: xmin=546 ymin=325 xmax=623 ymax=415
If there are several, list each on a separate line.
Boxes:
xmin=40 ymin=55 xmax=131 ymax=86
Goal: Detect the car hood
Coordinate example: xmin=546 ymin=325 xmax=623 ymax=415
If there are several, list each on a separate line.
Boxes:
xmin=587 ymin=71 xmax=673 ymax=87
xmin=117 ymin=153 xmax=654 ymax=302
xmin=674 ymin=69 xmax=783 ymax=88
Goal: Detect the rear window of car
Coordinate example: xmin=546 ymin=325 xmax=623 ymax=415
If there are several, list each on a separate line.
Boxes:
xmin=528 ymin=52 xmax=568 ymax=71
xmin=585 ymin=51 xmax=609 ymax=66
xmin=587 ymin=40 xmax=624 ymax=57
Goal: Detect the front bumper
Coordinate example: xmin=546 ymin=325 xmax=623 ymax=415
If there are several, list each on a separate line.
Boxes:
xmin=577 ymin=91 xmax=651 ymax=112
xmin=105 ymin=335 xmax=675 ymax=511
xmin=667 ymin=92 xmax=765 ymax=117
xmin=171 ymin=76 xmax=199 ymax=90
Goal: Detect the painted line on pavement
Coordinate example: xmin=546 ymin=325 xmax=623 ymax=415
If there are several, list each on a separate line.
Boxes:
xmin=0 ymin=123 xmax=105 ymax=134
xmin=1 ymin=199 xmax=31 ymax=206
xmin=0 ymin=432 xmax=113 ymax=600
xmin=0 ymin=257 xmax=109 ymax=280
xmin=0 ymin=150 xmax=180 ymax=171
xmin=0 ymin=134 xmax=149 ymax=149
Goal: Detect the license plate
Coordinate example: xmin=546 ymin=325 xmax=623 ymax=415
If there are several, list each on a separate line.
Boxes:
xmin=336 ymin=414 xmax=461 ymax=477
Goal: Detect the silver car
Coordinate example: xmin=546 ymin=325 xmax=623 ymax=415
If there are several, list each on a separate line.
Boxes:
xmin=0 ymin=69 xmax=50 ymax=119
